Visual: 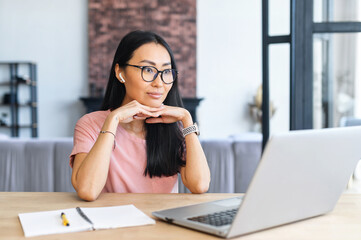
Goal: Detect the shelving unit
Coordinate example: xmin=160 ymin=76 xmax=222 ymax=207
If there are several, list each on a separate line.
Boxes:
xmin=0 ymin=62 xmax=38 ymax=137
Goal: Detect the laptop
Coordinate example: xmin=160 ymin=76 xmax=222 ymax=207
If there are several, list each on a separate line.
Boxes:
xmin=152 ymin=126 xmax=361 ymax=238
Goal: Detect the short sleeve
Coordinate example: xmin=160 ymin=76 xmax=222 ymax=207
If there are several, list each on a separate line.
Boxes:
xmin=69 ymin=114 xmax=99 ymax=168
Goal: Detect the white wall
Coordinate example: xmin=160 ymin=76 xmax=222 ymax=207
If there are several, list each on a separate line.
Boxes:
xmin=0 ymin=0 xmax=88 ymax=138
xmin=197 ymin=0 xmax=262 ymax=139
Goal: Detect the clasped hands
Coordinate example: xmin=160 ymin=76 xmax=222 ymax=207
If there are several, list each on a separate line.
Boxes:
xmin=111 ymin=100 xmax=191 ymax=125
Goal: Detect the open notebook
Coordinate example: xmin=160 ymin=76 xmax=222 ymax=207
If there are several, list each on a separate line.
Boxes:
xmin=18 ymin=205 xmax=155 ymax=237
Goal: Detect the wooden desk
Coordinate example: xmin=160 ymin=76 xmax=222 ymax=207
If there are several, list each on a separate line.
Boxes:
xmin=1 ymin=192 xmax=361 ymax=240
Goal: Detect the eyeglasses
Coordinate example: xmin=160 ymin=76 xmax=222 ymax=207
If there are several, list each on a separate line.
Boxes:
xmin=125 ymin=64 xmax=177 ymax=84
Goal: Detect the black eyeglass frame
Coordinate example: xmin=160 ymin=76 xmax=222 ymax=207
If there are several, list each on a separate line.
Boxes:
xmin=125 ymin=64 xmax=178 ymax=84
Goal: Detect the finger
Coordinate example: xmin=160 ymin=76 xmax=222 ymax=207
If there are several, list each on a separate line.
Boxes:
xmin=138 ymin=109 xmax=161 ymax=118
xmin=145 ymin=117 xmax=164 ymax=124
xmin=141 ymin=104 xmax=165 ymax=112
xmin=122 ymin=116 xmax=134 ymax=123
xmin=134 ymin=113 xmax=149 ymax=118
xmin=151 ymin=109 xmax=179 ymax=119
xmin=133 ymin=115 xmax=147 ymax=120
xmin=150 ymin=109 xmax=166 ymax=116
xmin=116 ymin=103 xmax=163 ymax=122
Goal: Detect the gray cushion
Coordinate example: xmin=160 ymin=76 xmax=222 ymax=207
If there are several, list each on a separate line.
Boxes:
xmin=24 ymin=140 xmax=55 ymax=192
xmin=231 ymin=133 xmax=262 ymax=193
xmin=54 ymin=139 xmax=75 ymax=192
xmin=0 ymin=140 xmax=26 ymax=191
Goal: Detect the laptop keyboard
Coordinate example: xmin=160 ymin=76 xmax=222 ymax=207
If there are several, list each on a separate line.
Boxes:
xmin=187 ymin=208 xmax=238 ymax=227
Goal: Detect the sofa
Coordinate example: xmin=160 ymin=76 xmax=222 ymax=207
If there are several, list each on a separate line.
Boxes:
xmin=0 ymin=138 xmax=75 ymax=192
xmin=0 ymin=134 xmax=262 ymax=193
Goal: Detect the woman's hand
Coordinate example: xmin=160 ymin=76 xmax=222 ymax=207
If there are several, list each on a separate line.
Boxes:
xmin=145 ymin=105 xmax=193 ymax=127
xmin=109 ymin=100 xmax=164 ymax=124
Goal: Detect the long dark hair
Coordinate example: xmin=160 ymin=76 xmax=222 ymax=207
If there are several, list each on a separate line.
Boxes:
xmin=101 ymin=30 xmax=185 ymax=178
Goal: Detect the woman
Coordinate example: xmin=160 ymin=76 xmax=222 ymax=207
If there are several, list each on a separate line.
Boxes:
xmin=70 ymin=30 xmax=210 ymax=201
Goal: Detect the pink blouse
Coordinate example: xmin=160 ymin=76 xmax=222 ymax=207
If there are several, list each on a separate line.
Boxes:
xmin=70 ymin=110 xmax=178 ymax=193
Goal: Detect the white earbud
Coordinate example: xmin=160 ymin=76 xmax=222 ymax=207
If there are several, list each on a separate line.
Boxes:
xmin=119 ymin=72 xmax=125 ymax=83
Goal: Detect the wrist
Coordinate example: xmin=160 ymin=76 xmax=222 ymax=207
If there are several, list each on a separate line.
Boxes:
xmin=181 ymin=110 xmax=193 ymax=128
xmin=103 ymin=112 xmax=119 ymax=132
xmin=182 ymin=122 xmax=200 ymax=137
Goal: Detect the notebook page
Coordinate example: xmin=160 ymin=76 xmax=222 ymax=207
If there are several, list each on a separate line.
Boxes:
xmin=82 ymin=205 xmax=155 ymax=229
xmin=19 ymin=208 xmax=92 ymax=237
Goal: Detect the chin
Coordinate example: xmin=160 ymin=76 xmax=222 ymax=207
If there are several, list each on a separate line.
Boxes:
xmin=148 ymin=102 xmax=164 ymax=108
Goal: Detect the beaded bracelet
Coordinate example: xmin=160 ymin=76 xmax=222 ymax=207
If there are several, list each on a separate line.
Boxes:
xmin=100 ymin=130 xmax=116 ymax=150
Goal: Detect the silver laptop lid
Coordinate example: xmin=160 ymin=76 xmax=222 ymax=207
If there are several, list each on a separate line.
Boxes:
xmin=228 ymin=126 xmax=361 ymax=238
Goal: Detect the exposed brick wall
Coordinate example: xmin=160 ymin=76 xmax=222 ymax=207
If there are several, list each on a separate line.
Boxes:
xmin=88 ymin=0 xmax=196 ymax=98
